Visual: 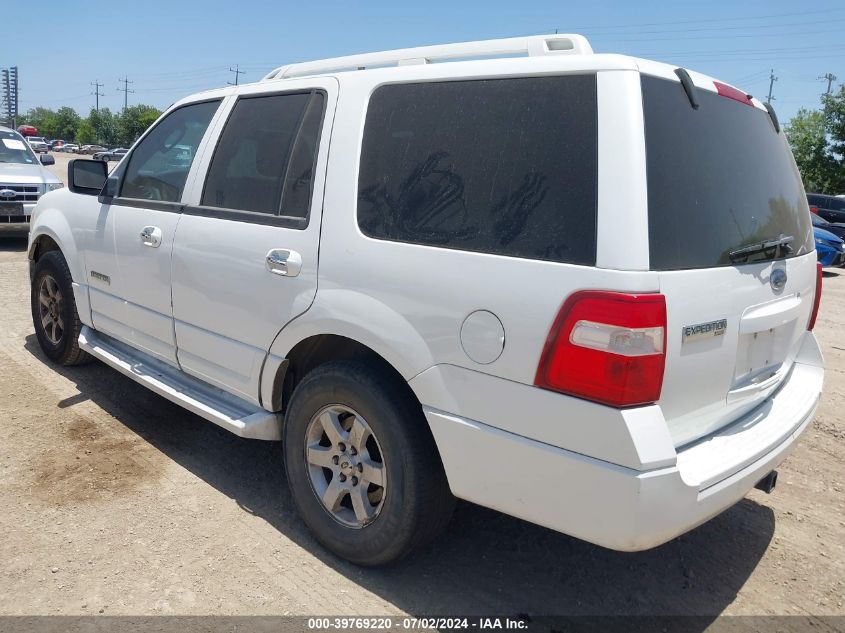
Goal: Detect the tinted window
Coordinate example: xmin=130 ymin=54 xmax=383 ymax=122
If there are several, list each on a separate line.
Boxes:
xmin=202 ymin=92 xmax=322 ymax=216
xmin=357 ymin=76 xmax=598 ymax=264
xmin=825 ymin=197 xmax=845 ymax=211
xmin=279 ymin=93 xmax=325 ymax=218
xmin=121 ymin=100 xmax=219 ymax=202
xmin=643 ymin=76 xmax=813 ymax=270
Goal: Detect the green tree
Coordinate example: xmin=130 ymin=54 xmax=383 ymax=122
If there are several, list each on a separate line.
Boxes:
xmin=785 ymin=85 xmax=845 ymax=194
xmin=75 ymin=118 xmax=96 ymax=145
xmin=88 ymin=108 xmax=119 ymax=145
xmin=822 ymin=85 xmax=845 ymax=159
xmin=117 ymin=104 xmax=161 ymax=146
xmin=53 ymin=107 xmax=81 ymax=141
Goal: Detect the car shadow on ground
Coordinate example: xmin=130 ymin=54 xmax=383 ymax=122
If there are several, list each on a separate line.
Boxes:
xmin=0 ymin=236 xmax=28 ymax=252
xmin=23 ymin=334 xmax=775 ymax=623
xmin=822 ymin=270 xmax=840 ymax=278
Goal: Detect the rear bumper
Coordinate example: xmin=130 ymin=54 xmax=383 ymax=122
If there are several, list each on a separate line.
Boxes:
xmin=423 ymin=334 xmax=823 ymax=551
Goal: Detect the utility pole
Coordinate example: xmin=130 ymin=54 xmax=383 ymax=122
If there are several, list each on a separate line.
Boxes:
xmin=767 ymin=69 xmax=778 ymax=103
xmin=117 ymin=77 xmax=134 ymax=111
xmin=1 ymin=68 xmax=9 ymax=127
xmin=90 ymin=80 xmax=104 ymax=111
xmin=819 ymin=73 xmax=838 ymax=94
xmin=228 ymin=65 xmax=245 ymax=86
xmin=2 ymin=67 xmax=18 ymax=129
xmin=11 ymin=67 xmax=17 ymax=129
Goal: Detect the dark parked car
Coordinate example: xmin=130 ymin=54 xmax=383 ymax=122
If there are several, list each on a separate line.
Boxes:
xmin=92 ymin=147 xmax=129 ymax=162
xmin=808 ymin=193 xmax=845 ymax=223
xmin=811 ymin=213 xmax=845 ymax=241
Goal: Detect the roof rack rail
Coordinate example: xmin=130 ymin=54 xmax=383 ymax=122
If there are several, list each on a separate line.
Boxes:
xmin=262 ymin=34 xmax=593 ymax=81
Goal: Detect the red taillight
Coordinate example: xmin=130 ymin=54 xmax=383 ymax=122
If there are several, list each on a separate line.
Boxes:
xmin=535 ymin=291 xmax=667 ymax=408
xmin=713 ymin=81 xmax=754 ymax=107
xmin=808 ymin=262 xmax=823 ymax=331
xmin=810 ymin=206 xmax=819 ymax=214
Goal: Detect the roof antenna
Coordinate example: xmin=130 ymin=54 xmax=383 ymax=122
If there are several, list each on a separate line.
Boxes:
xmin=674 ymin=68 xmax=699 ymax=110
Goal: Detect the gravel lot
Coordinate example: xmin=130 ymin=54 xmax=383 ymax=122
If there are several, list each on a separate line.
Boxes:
xmin=0 ymin=155 xmax=842 ymax=618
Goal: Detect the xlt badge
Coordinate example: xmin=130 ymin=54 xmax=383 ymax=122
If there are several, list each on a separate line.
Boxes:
xmin=682 ymin=319 xmax=727 ymax=343
xmin=90 ymin=271 xmax=110 ymax=285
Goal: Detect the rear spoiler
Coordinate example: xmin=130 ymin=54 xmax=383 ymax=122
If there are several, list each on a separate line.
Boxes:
xmin=673 ymin=67 xmax=781 ymax=134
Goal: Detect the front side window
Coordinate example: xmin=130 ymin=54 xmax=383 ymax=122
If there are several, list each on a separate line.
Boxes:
xmin=201 ymin=91 xmax=324 ymax=217
xmin=357 ymin=76 xmax=598 ymax=265
xmin=121 ymin=100 xmax=220 ymax=203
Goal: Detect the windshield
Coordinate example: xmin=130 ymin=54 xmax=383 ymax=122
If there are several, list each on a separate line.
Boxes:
xmin=0 ymin=130 xmax=40 ymax=165
xmin=643 ymin=75 xmax=814 ymax=270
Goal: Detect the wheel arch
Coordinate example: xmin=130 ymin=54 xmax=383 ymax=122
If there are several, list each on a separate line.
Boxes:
xmin=28 ymin=207 xmax=83 ymax=284
xmin=263 ymin=290 xmax=438 ymax=412
xmin=268 ymin=333 xmax=420 ymax=416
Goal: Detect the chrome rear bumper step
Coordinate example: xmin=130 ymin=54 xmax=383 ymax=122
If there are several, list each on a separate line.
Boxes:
xmin=78 ymin=326 xmax=281 ymax=440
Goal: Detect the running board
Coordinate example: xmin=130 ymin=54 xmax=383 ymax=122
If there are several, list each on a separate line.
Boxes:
xmin=78 ymin=326 xmax=281 ymax=440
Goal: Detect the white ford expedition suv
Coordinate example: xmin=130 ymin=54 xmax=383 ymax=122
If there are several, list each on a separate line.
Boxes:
xmin=27 ymin=35 xmax=824 ymax=566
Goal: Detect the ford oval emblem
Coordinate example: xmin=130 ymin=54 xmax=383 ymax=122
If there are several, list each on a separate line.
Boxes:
xmin=770 ymin=268 xmax=787 ymax=291
xmin=0 ymin=189 xmax=16 ymax=199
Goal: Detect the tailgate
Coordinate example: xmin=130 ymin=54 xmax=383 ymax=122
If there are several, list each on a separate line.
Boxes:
xmin=640 ymin=72 xmax=816 ymax=446
xmin=659 ymin=254 xmax=816 ymax=446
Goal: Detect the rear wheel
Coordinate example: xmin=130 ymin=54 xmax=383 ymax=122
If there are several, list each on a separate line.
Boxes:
xmin=31 ymin=251 xmax=92 ymax=366
xmin=283 ymin=360 xmax=454 ymax=565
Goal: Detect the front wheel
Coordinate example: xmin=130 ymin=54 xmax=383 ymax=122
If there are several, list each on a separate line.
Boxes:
xmin=31 ymin=251 xmax=92 ymax=366
xmin=283 ymin=361 xmax=454 ymax=566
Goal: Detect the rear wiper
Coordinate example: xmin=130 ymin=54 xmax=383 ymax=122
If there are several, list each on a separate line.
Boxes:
xmin=729 ymin=234 xmax=794 ymax=263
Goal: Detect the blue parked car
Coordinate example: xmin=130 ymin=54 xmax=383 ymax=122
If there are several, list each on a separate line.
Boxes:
xmin=814 ymin=226 xmax=845 ymax=267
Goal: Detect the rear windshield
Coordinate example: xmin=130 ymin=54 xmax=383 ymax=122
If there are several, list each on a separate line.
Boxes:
xmin=643 ymin=75 xmax=813 ymax=270
xmin=357 ymin=76 xmax=598 ymax=265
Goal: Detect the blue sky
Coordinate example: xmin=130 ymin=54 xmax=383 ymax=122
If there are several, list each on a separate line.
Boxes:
xmin=7 ymin=0 xmax=844 ymax=125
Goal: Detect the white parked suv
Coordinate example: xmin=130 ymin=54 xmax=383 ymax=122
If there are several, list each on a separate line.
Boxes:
xmin=0 ymin=127 xmax=62 ymax=232
xmin=27 ymin=35 xmax=824 ymax=565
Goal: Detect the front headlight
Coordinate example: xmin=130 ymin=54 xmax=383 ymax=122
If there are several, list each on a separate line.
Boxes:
xmin=45 ymin=182 xmax=64 ymax=192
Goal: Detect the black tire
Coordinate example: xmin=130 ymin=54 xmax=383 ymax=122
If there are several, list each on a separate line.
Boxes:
xmin=283 ymin=360 xmax=454 ymax=566
xmin=31 ymin=251 xmax=93 ymax=366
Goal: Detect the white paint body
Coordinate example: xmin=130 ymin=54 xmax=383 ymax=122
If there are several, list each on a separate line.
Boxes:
xmin=27 ymin=35 xmax=824 ymax=552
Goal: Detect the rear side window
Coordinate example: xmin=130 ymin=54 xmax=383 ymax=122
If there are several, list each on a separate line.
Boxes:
xmin=357 ymin=76 xmax=598 ymax=265
xmin=202 ymin=91 xmax=324 ymax=218
xmin=825 ymin=197 xmax=845 ymax=211
xmin=121 ymin=100 xmax=219 ymax=202
xmin=643 ymin=76 xmax=813 ymax=270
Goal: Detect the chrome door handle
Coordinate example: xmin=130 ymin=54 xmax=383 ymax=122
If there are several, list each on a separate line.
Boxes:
xmin=266 ymin=249 xmax=302 ymax=277
xmin=140 ymin=226 xmax=162 ymax=248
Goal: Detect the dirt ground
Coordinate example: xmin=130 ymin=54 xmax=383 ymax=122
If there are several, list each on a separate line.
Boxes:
xmin=0 ymin=159 xmax=843 ymax=618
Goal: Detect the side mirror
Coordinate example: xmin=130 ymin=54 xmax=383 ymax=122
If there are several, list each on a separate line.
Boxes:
xmin=39 ymin=154 xmax=55 ymax=166
xmin=68 ymin=159 xmax=108 ymax=196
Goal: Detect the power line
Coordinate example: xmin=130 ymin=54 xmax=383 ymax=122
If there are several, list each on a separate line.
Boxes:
xmin=117 ymin=77 xmax=134 ymax=111
xmin=90 ymin=80 xmax=104 ymax=111
xmin=566 ymin=7 xmax=845 ymax=32
xmin=590 ymin=26 xmax=845 ymax=43
xmin=228 ymin=65 xmax=245 ymax=86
